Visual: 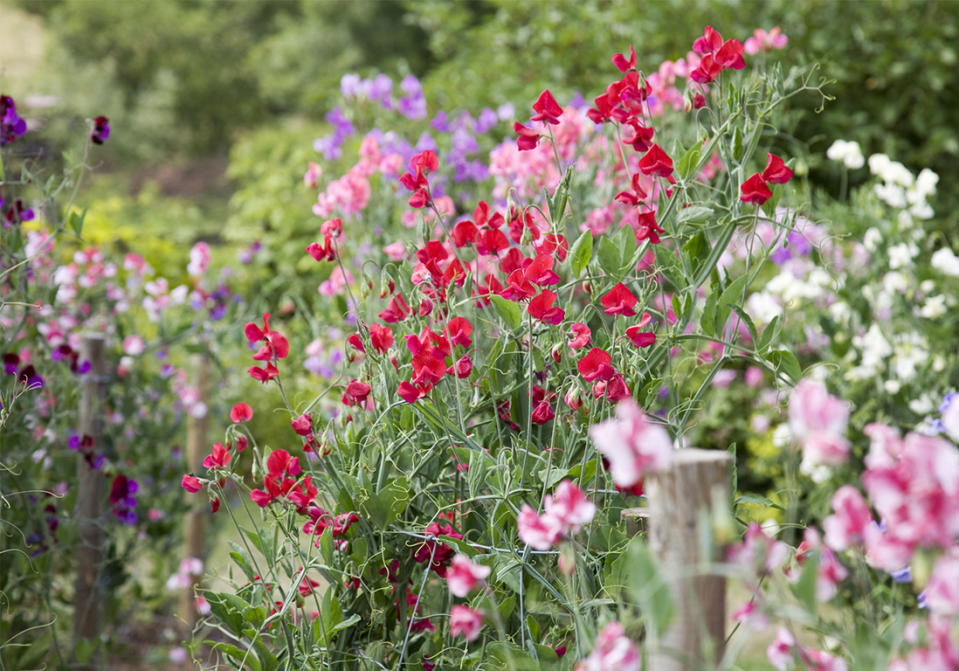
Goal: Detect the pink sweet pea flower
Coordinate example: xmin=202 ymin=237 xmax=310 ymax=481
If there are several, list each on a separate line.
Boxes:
xmin=923 ymin=553 xmax=959 ymax=615
xmin=577 ymin=621 xmax=641 ymax=671
xmin=588 ymin=398 xmax=672 ymax=488
xmin=516 ymin=504 xmax=563 ymax=550
xmin=789 ymin=379 xmax=851 ymax=468
xmin=449 ymin=605 xmax=484 ymax=641
xmin=446 ymin=554 xmax=491 ymax=598
xmin=822 ymin=485 xmax=873 ymax=551
xmin=230 ymin=402 xmax=253 ymax=423
xmin=544 ymin=481 xmax=595 ymax=533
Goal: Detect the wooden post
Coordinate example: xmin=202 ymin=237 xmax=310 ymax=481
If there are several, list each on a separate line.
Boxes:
xmin=645 ymin=449 xmax=731 ymax=671
xmin=180 ymin=355 xmax=210 ymax=631
xmin=73 ymin=334 xmax=108 ymax=670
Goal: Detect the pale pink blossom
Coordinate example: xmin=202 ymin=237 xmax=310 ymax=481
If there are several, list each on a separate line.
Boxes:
xmin=728 ymin=523 xmax=789 ymax=580
xmin=823 ymin=485 xmax=874 ymax=551
xmin=575 ymin=621 xmax=640 ymax=671
xmin=767 ymin=627 xmax=796 ymax=671
xmin=589 ymin=398 xmax=672 ymax=488
xmin=449 ymin=605 xmax=483 ymax=641
xmin=744 ymin=27 xmax=788 ymax=55
xmin=187 ymin=241 xmax=211 ymax=277
xmin=543 ymin=481 xmax=595 ymax=533
xmin=923 ymin=553 xmax=959 ymax=615
xmin=789 ymin=379 xmax=850 ymax=468
xmin=383 ymin=241 xmax=406 ymax=261
xmin=122 ymin=335 xmax=146 ymax=356
xmin=446 ymin=554 xmax=490 ymax=598
xmin=516 ymin=504 xmax=563 ymax=550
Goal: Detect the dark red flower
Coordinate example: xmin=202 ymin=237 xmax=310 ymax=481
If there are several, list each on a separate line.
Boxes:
xmin=528 ymin=290 xmax=565 ymax=325
xmin=514 ymin=122 xmax=541 ymax=151
xmin=612 ymin=44 xmax=637 ymax=73
xmin=530 ymin=89 xmax=563 ymax=125
xmin=90 ymin=116 xmax=110 ymax=144
xmin=740 ymin=173 xmax=773 ymax=205
xmin=638 ymin=144 xmax=673 ymax=177
xmin=761 ymin=153 xmax=793 ymax=184
xmin=601 ymin=283 xmax=638 ymax=316
xmin=577 ymin=348 xmax=616 ymax=382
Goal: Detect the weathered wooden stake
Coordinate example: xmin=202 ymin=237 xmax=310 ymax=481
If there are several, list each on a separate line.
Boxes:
xmin=646 ymin=449 xmax=731 ymax=671
xmin=180 ymin=355 xmax=210 ymax=631
xmin=73 ymin=334 xmax=108 ymax=670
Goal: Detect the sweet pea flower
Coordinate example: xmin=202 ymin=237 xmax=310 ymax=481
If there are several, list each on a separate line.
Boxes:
xmin=576 ymin=621 xmax=641 ymax=671
xmin=230 ymin=402 xmax=253 ymax=423
xmin=446 ymin=554 xmax=490 ymax=597
xmin=822 ymin=485 xmax=873 ymax=551
xmin=789 ymin=379 xmax=850 ymax=468
xmin=589 ymin=398 xmax=672 ymax=488
xmin=923 ymin=553 xmax=959 ymax=615
xmin=516 ymin=504 xmax=564 ymax=550
xmin=449 ymin=605 xmax=483 ymax=641
xmin=544 ymin=480 xmax=596 ymax=533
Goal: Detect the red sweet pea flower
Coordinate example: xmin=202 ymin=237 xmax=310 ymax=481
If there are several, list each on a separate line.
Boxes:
xmin=761 ymin=153 xmax=793 ymax=184
xmin=411 ymin=150 xmax=439 ymax=174
xmin=250 ymin=449 xmax=303 ymax=508
xmin=578 ymin=348 xmax=616 ymax=382
xmin=446 ymin=317 xmax=473 ymax=348
xmin=531 ymin=89 xmax=563 ymax=125
xmin=181 ymin=474 xmax=202 ymax=493
xmin=368 ymin=323 xmax=394 ymax=353
xmin=740 ymin=173 xmax=773 ymax=205
xmin=342 ymin=379 xmax=372 ymax=406
xmin=379 ymin=293 xmax=413 ymax=323
xmin=715 ymin=38 xmax=746 ymax=70
xmin=638 ymin=144 xmax=674 ymax=177
xmin=626 ymin=327 xmax=656 ymax=348
xmin=601 ymin=283 xmax=638 ymax=316
xmin=414 ymin=522 xmax=463 ymax=577
xmin=397 ymin=380 xmax=426 ymax=403
xmin=569 ymin=322 xmax=591 ymax=350
xmin=290 ymin=413 xmax=313 ymax=436
xmin=249 ymin=362 xmax=279 ymax=383
xmin=539 ymin=233 xmax=568 ymax=261
xmin=245 ymin=313 xmax=289 ymax=381
xmin=532 ymin=400 xmax=555 ymax=425
xmin=230 ymin=402 xmax=253 ymax=423
xmin=690 ymin=55 xmax=723 ymax=84
xmin=528 ymin=290 xmax=566 ymax=325
xmin=399 ymin=150 xmax=438 ymax=208
xmin=612 ymin=44 xmax=637 ymax=73
xmin=203 ymin=442 xmax=232 ymax=470
xmin=692 ymin=25 xmax=725 ymax=55
xmin=451 ymin=219 xmax=478 ymax=247
xmin=615 ymin=173 xmax=649 ymax=207
xmin=306 ymin=239 xmax=335 ymax=262
xmin=320 ymin=217 xmax=343 ymax=238
xmin=633 ymin=210 xmax=665 ymax=244
xmin=448 ymin=355 xmax=473 ymax=378
xmin=514 ymin=122 xmax=541 ymax=151
xmin=621 ymin=120 xmax=655 ymax=153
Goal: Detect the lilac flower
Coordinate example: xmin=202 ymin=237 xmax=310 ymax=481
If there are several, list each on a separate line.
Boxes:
xmin=0 ymin=95 xmax=27 ymax=145
xmin=369 ymin=74 xmax=393 ymax=107
xmin=496 ymin=103 xmax=515 ymax=120
xmin=397 ymin=75 xmax=426 ymax=120
xmin=340 ymin=74 xmax=364 ymax=98
xmin=431 ymin=111 xmax=452 ymax=132
xmin=475 ymin=107 xmax=499 ymax=134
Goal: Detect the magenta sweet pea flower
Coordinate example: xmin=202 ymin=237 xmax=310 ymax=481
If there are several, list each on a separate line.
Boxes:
xmin=446 ymin=554 xmax=490 ymax=598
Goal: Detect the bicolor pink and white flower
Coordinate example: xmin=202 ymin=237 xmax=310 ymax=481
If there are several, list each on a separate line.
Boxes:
xmin=589 ymin=398 xmax=672 ymax=488
xmin=449 ymin=605 xmax=484 ymax=641
xmin=575 ymin=621 xmax=640 ymax=671
xmin=446 ymin=554 xmax=490 ymax=598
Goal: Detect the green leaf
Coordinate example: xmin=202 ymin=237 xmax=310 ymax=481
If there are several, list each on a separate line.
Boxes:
xmin=719 ymin=274 xmax=749 ymax=307
xmin=362 ymin=477 xmax=410 ymax=526
xmin=568 ymin=229 xmax=593 ymax=277
xmin=758 ymin=314 xmax=781 ymax=352
xmin=229 ymin=546 xmax=257 ymax=582
xmin=676 ymin=142 xmax=703 ymax=181
xmin=729 ymin=305 xmax=758 ymax=345
xmin=734 ymin=493 xmax=784 ymax=510
xmin=676 ymin=205 xmax=713 ymax=226
xmin=597 ymin=236 xmax=623 ymax=276
xmin=490 ymin=295 xmax=522 ymax=330
xmin=68 ymin=207 xmax=88 ymax=237
xmin=682 ymin=232 xmax=710 ymax=271
xmin=209 ymin=642 xmax=261 ymax=671
xmin=767 ymin=348 xmax=802 ymax=384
